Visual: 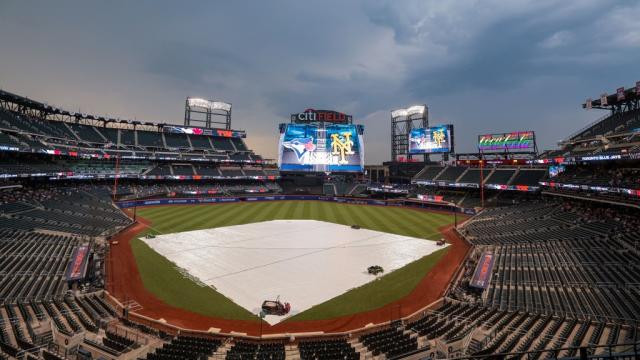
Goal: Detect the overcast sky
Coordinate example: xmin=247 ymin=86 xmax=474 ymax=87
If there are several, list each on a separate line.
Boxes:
xmin=1 ymin=1 xmax=639 ymax=163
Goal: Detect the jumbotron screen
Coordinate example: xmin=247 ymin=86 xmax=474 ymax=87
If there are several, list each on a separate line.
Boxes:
xmin=409 ymin=125 xmax=454 ymax=154
xmin=278 ymin=123 xmax=364 ymax=172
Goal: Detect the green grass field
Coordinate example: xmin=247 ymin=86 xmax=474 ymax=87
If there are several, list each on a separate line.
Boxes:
xmin=131 ymin=201 xmax=455 ymax=321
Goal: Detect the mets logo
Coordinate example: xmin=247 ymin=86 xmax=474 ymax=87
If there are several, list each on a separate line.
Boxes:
xmin=282 ymin=137 xmax=316 ymax=160
xmin=432 ymin=128 xmax=446 ymax=147
xmin=331 ymin=132 xmax=354 ymax=165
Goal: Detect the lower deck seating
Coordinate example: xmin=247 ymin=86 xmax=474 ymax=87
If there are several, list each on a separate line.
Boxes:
xmin=145 ymin=336 xmax=222 ymax=360
xmin=298 ymin=338 xmax=359 ymax=360
xmin=0 ymin=230 xmax=77 ymax=303
xmin=226 ymin=341 xmax=285 ymax=360
xmin=359 ymin=326 xmax=418 ymax=358
xmin=458 ymin=201 xmax=640 ymax=322
xmin=0 ymin=294 xmax=116 ymax=357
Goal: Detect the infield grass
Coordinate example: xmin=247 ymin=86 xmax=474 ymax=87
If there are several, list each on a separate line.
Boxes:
xmin=131 ymin=201 xmax=456 ymax=321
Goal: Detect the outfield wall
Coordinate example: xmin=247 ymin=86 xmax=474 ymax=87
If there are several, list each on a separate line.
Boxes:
xmin=116 ymin=195 xmax=476 ymax=215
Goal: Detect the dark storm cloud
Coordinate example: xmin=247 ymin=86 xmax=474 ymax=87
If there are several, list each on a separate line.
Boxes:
xmin=401 ymin=2 xmax=623 ymax=95
xmin=0 ymin=0 xmax=639 ymax=161
xmin=364 ymin=2 xmax=417 ymax=44
xmin=357 ymin=0 xmax=640 ymax=152
xmin=145 ymin=42 xmax=249 ymax=89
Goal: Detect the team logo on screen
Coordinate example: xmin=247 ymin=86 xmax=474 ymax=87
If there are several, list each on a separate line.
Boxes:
xmin=279 ymin=123 xmax=363 ymax=171
xmin=282 ymin=137 xmax=316 ymax=160
xmin=432 ymin=128 xmax=446 ymax=147
xmin=411 ymin=128 xmax=446 ymax=148
xmin=330 ymin=132 xmax=355 ymax=165
xmin=408 ymin=125 xmax=453 ymax=153
xmin=410 ymin=135 xmax=426 ymax=147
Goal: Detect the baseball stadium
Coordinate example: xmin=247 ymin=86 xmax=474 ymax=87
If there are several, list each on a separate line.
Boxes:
xmin=1 ymin=2 xmax=640 ymax=360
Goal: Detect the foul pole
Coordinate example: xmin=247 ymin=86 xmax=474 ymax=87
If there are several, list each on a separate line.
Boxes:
xmin=112 ymin=156 xmax=120 ymax=200
xmin=479 ymin=159 xmax=485 ymax=208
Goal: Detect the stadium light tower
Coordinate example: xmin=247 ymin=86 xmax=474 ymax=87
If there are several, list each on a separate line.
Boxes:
xmin=391 ymin=105 xmax=428 ymax=162
xmin=184 ymin=97 xmax=232 ymax=129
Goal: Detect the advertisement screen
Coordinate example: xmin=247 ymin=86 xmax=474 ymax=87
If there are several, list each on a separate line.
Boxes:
xmin=478 ymin=131 xmax=535 ymax=152
xmin=470 ymin=252 xmax=495 ymax=289
xmin=409 ymin=125 xmax=454 ymax=154
xmin=278 ymin=123 xmax=364 ymax=172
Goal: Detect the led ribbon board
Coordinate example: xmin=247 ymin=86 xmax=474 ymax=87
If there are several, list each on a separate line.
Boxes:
xmin=163 ymin=126 xmax=246 ymax=138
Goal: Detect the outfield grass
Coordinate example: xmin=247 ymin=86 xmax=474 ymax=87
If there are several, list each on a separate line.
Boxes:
xmin=287 ymin=247 xmax=449 ymax=321
xmin=131 ymin=237 xmax=258 ymax=320
xmin=132 ymin=201 xmax=455 ymax=321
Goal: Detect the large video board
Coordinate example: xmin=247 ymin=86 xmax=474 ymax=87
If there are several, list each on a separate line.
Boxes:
xmin=409 ymin=125 xmax=454 ymax=154
xmin=278 ymin=123 xmax=364 ymax=172
xmin=478 ymin=131 xmax=536 ymax=152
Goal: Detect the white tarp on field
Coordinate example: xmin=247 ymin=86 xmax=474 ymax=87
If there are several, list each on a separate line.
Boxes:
xmin=141 ymin=220 xmax=446 ymax=324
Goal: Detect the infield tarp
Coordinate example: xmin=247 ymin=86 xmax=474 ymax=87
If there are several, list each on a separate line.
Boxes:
xmin=141 ymin=220 xmax=446 ymax=325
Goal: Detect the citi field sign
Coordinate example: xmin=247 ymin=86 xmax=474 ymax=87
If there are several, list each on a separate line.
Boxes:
xmin=291 ymin=109 xmax=352 ymax=124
